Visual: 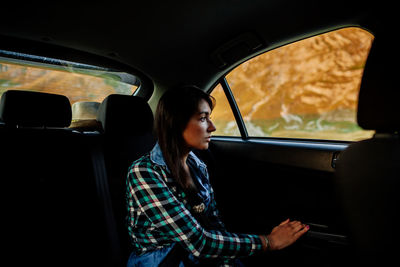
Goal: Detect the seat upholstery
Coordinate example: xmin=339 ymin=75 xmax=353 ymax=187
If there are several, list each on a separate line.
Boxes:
xmin=0 ymin=90 xmax=110 ymax=266
xmin=96 ymin=94 xmax=156 ymax=177
xmin=96 ymin=94 xmax=156 ymax=263
xmin=97 ymin=94 xmax=153 ymax=136
xmin=335 ymin=32 xmax=400 ymax=265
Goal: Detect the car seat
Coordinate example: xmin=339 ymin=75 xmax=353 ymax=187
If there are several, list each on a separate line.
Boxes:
xmin=96 ymin=94 xmax=156 ymax=264
xmin=0 ymin=90 xmax=110 ymax=266
xmin=335 ymin=31 xmax=400 ymax=265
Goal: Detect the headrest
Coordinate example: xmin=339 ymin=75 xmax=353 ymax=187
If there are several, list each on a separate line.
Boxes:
xmin=96 ymin=94 xmax=153 ymax=135
xmin=0 ymin=90 xmax=72 ymax=127
xmin=357 ymin=31 xmax=400 ymax=132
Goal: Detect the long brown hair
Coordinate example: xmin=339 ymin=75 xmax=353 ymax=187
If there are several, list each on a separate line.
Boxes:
xmin=155 ymin=86 xmax=215 ymax=190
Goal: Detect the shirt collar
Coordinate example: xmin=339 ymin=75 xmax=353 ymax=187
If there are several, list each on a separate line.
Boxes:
xmin=150 ymin=142 xmax=207 ymax=172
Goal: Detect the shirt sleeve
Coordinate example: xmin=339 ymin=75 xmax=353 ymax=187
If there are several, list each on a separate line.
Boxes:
xmin=127 ymin=161 xmax=263 ymax=259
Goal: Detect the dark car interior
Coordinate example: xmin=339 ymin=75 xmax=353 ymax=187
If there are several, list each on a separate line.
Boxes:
xmin=0 ymin=1 xmax=398 ymax=266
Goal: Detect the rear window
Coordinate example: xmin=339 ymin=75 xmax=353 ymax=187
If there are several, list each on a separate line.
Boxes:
xmin=0 ymin=51 xmax=138 ymax=121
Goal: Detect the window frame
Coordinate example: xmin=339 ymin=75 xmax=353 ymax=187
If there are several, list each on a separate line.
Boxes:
xmin=210 ymin=27 xmax=373 ymax=144
xmin=210 ymin=79 xmax=351 ymax=161
xmin=218 ymin=77 xmax=248 ymax=139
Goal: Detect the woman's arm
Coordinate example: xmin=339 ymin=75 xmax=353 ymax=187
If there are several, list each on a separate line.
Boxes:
xmin=127 ymin=162 xmax=263 ymax=259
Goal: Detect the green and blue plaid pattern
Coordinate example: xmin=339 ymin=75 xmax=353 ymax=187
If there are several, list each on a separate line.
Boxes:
xmin=126 ymin=150 xmax=263 ymax=260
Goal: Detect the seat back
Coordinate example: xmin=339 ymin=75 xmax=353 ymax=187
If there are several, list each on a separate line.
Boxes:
xmin=0 ymin=90 xmax=110 ymax=266
xmin=335 ymin=32 xmax=400 ymax=264
xmin=96 ymin=94 xmax=156 ymax=262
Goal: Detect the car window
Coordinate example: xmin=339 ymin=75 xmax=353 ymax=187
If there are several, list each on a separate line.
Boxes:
xmin=0 ymin=52 xmax=138 ymax=121
xmin=211 ymin=27 xmax=375 ymax=141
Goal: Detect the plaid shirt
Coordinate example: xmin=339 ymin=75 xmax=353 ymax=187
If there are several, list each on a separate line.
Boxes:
xmin=126 ymin=143 xmax=263 ymax=261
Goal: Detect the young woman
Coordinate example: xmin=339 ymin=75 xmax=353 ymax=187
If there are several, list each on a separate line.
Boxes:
xmin=126 ymin=86 xmax=309 ymax=266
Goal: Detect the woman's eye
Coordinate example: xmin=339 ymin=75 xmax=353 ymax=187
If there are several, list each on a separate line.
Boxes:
xmin=200 ymin=117 xmax=207 ymax=122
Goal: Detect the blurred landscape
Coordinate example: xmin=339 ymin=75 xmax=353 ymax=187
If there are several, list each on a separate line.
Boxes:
xmin=212 ymin=27 xmax=375 ymax=141
xmin=0 ymin=63 xmax=135 ymax=104
xmin=0 ymin=61 xmax=136 ymax=121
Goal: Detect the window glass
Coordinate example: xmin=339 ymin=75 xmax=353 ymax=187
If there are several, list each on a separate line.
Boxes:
xmin=0 ymin=54 xmax=138 ymax=121
xmin=210 ymin=83 xmax=240 ymax=136
xmin=225 ymin=27 xmax=374 ymax=141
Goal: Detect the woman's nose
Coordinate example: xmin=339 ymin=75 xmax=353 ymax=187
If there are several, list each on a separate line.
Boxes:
xmin=208 ymin=119 xmax=216 ymax=132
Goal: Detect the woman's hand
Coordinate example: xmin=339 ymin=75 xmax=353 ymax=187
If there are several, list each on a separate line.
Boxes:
xmin=266 ymin=219 xmax=309 ymax=251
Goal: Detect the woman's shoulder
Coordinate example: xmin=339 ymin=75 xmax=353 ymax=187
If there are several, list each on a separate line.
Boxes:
xmin=132 ymin=152 xmax=151 ymax=164
xmin=128 ymin=152 xmax=167 ymax=178
xmin=129 ymin=152 xmax=154 ymax=170
xmin=127 ymin=157 xmax=172 ymax=190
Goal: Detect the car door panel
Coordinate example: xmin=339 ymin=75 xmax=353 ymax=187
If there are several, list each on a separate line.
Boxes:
xmin=205 ymin=138 xmax=351 ymax=266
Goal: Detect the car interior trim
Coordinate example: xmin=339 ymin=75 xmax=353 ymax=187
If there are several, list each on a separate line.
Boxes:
xmin=212 ymin=136 xmax=348 ymax=152
xmin=219 ymin=77 xmax=248 ymax=139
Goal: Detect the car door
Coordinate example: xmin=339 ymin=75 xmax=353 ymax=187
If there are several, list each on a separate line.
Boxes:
xmin=200 ymin=27 xmax=374 ymax=266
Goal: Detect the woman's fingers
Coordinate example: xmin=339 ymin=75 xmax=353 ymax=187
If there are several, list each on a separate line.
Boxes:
xmin=294 ymin=225 xmax=310 ymax=238
xmin=267 ymin=220 xmax=310 ymax=250
xmin=281 ymin=220 xmax=309 ymax=236
xmin=290 ymin=223 xmax=304 ymax=232
xmin=279 ymin=218 xmax=290 ymax=225
xmin=289 ymin=221 xmax=309 ymax=233
xmin=289 ymin=221 xmax=301 ymax=227
xmin=288 ymin=221 xmax=308 ymax=231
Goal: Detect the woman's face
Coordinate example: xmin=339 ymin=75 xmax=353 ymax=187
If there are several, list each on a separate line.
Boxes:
xmin=182 ymin=99 xmax=216 ymax=150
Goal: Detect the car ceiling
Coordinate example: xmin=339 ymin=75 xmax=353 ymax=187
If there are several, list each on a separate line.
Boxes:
xmin=0 ymin=1 xmax=387 ymax=93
